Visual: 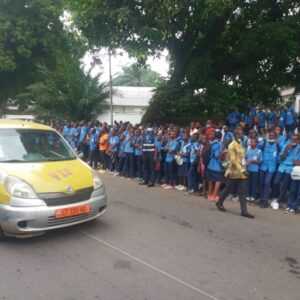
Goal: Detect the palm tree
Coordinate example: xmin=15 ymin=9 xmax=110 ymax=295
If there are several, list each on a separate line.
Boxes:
xmin=113 ymin=63 xmax=162 ymax=87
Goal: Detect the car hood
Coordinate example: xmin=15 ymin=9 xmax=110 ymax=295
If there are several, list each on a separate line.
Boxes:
xmin=0 ymin=159 xmax=93 ymax=193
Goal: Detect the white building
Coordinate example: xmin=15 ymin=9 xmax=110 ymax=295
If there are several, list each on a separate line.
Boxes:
xmin=98 ymin=86 xmax=154 ymax=124
xmin=279 ymin=87 xmax=300 ymax=113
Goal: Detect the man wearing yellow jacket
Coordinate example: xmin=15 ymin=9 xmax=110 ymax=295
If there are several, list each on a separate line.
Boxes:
xmin=216 ymin=127 xmax=255 ymax=219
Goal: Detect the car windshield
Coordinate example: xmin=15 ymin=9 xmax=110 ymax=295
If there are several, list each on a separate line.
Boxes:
xmin=0 ymin=129 xmax=76 ymax=163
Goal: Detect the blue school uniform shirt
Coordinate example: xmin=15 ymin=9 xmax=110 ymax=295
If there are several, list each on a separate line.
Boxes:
xmin=256 ymin=136 xmax=265 ymax=150
xmin=118 ymin=140 xmax=126 ymax=158
xmin=70 ymin=127 xmax=79 ymax=148
xmin=189 ymin=142 xmax=200 ymax=164
xmin=278 ymin=144 xmax=300 ymax=174
xmin=109 ymin=136 xmax=120 ymax=153
xmin=246 ymin=147 xmax=262 ymax=173
xmin=79 ymin=126 xmax=89 ymax=143
xmin=278 ymin=134 xmax=288 ymax=151
xmin=63 ymin=126 xmax=72 ymax=142
xmin=207 ymin=141 xmax=223 ymax=172
xmin=260 ymin=141 xmax=279 ymax=173
xmin=243 ymin=114 xmax=252 ymax=126
xmin=267 ymin=111 xmax=277 ymax=126
xmin=181 ymin=141 xmax=191 ymax=163
xmin=124 ymin=136 xmax=134 ymax=153
xmin=249 ymin=107 xmax=257 ymax=118
xmin=227 ymin=112 xmax=240 ymax=126
xmin=155 ymin=138 xmax=162 ymax=152
xmin=279 ymin=111 xmax=286 ymax=128
xmin=258 ymin=111 xmax=266 ymax=128
xmin=89 ymin=133 xmax=98 ymax=151
xmin=285 ymin=108 xmax=295 ymax=125
xmin=134 ymin=136 xmax=143 ymax=156
xmin=223 ymin=131 xmax=234 ymax=145
xmin=165 ymin=139 xmax=179 ymax=163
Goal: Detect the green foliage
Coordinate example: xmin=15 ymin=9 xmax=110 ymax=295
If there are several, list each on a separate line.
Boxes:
xmin=0 ymin=0 xmax=68 ymax=111
xmin=69 ymin=0 xmax=300 ymax=123
xmin=17 ymin=55 xmax=109 ymax=122
xmin=113 ymin=63 xmax=162 ymax=87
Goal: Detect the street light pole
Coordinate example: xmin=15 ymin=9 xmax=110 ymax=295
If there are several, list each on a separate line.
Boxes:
xmin=108 ymin=48 xmax=114 ymax=126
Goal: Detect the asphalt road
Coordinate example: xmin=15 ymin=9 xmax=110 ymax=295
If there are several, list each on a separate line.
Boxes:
xmin=0 ymin=174 xmax=300 ymax=300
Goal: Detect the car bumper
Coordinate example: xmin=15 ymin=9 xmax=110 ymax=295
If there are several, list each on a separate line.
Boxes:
xmin=0 ymin=193 xmax=107 ymax=238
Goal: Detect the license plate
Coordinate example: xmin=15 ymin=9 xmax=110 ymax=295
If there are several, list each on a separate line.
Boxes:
xmin=55 ymin=204 xmax=91 ymax=219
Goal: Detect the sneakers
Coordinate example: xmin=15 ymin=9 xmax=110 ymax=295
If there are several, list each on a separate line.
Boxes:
xmin=270 ymin=200 xmax=279 ymax=210
xmin=187 ymin=189 xmax=195 ymax=194
xmin=164 ymin=185 xmax=174 ymax=190
xmin=246 ymin=197 xmax=255 ymax=202
xmin=175 ymin=185 xmax=186 ymax=191
xmin=285 ymin=208 xmax=296 ymax=214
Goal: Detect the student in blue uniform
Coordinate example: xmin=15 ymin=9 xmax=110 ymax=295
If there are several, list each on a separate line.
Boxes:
xmin=246 ymin=138 xmax=262 ymax=202
xmin=187 ymin=132 xmax=200 ymax=194
xmin=285 ymin=106 xmax=296 ymax=136
xmin=259 ymin=131 xmax=279 ymax=208
xmin=286 ymin=157 xmax=300 ymax=214
xmin=78 ymin=122 xmax=90 ymax=161
xmin=206 ymin=131 xmax=224 ymax=201
xmin=108 ymin=128 xmax=120 ymax=172
xmin=63 ymin=123 xmax=72 ymax=145
xmin=133 ymin=129 xmax=143 ymax=180
xmin=70 ymin=123 xmax=79 ymax=149
xmin=141 ymin=128 xmax=156 ymax=187
xmin=249 ymin=107 xmax=257 ymax=125
xmin=89 ymin=128 xmax=99 ymax=169
xmin=154 ymin=131 xmax=163 ymax=184
xmin=164 ymin=131 xmax=179 ymax=189
xmin=117 ymin=134 xmax=127 ymax=176
xmin=273 ymin=134 xmax=300 ymax=209
xmin=176 ymin=132 xmax=190 ymax=191
xmin=257 ymin=109 xmax=266 ymax=134
xmin=275 ymin=126 xmax=288 ymax=151
xmin=279 ymin=110 xmax=286 ymax=130
xmin=222 ymin=125 xmax=234 ymax=148
xmin=123 ymin=129 xmax=135 ymax=178
xmin=227 ymin=110 xmax=240 ymax=131
xmin=267 ymin=110 xmax=277 ymax=129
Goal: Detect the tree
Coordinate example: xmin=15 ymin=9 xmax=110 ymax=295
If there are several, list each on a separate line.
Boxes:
xmin=113 ymin=63 xmax=162 ymax=87
xmin=54 ymin=1 xmax=300 ymax=122
xmin=0 ymin=0 xmax=69 ymax=114
xmin=17 ymin=53 xmax=109 ymax=121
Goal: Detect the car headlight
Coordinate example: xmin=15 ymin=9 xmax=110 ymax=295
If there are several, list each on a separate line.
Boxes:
xmin=92 ymin=171 xmax=104 ymax=191
xmin=4 ymin=176 xmax=38 ymax=199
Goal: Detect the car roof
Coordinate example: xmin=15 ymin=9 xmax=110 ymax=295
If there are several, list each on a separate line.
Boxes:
xmin=0 ymin=119 xmax=55 ymax=131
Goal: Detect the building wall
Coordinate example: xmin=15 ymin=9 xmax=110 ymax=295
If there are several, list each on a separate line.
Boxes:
xmin=98 ymin=86 xmax=153 ymax=124
xmin=98 ymin=105 xmax=147 ymax=124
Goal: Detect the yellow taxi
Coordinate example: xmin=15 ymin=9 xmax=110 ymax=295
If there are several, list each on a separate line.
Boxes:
xmin=0 ymin=120 xmax=107 ymax=238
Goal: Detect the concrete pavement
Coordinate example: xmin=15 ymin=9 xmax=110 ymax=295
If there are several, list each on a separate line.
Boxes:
xmin=0 ymin=174 xmax=299 ymax=300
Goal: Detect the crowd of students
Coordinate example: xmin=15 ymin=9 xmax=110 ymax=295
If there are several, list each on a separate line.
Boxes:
xmin=56 ymin=106 xmax=300 ymax=218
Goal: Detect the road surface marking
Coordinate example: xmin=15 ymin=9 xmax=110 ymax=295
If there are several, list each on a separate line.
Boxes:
xmin=81 ymin=231 xmax=221 ymax=300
